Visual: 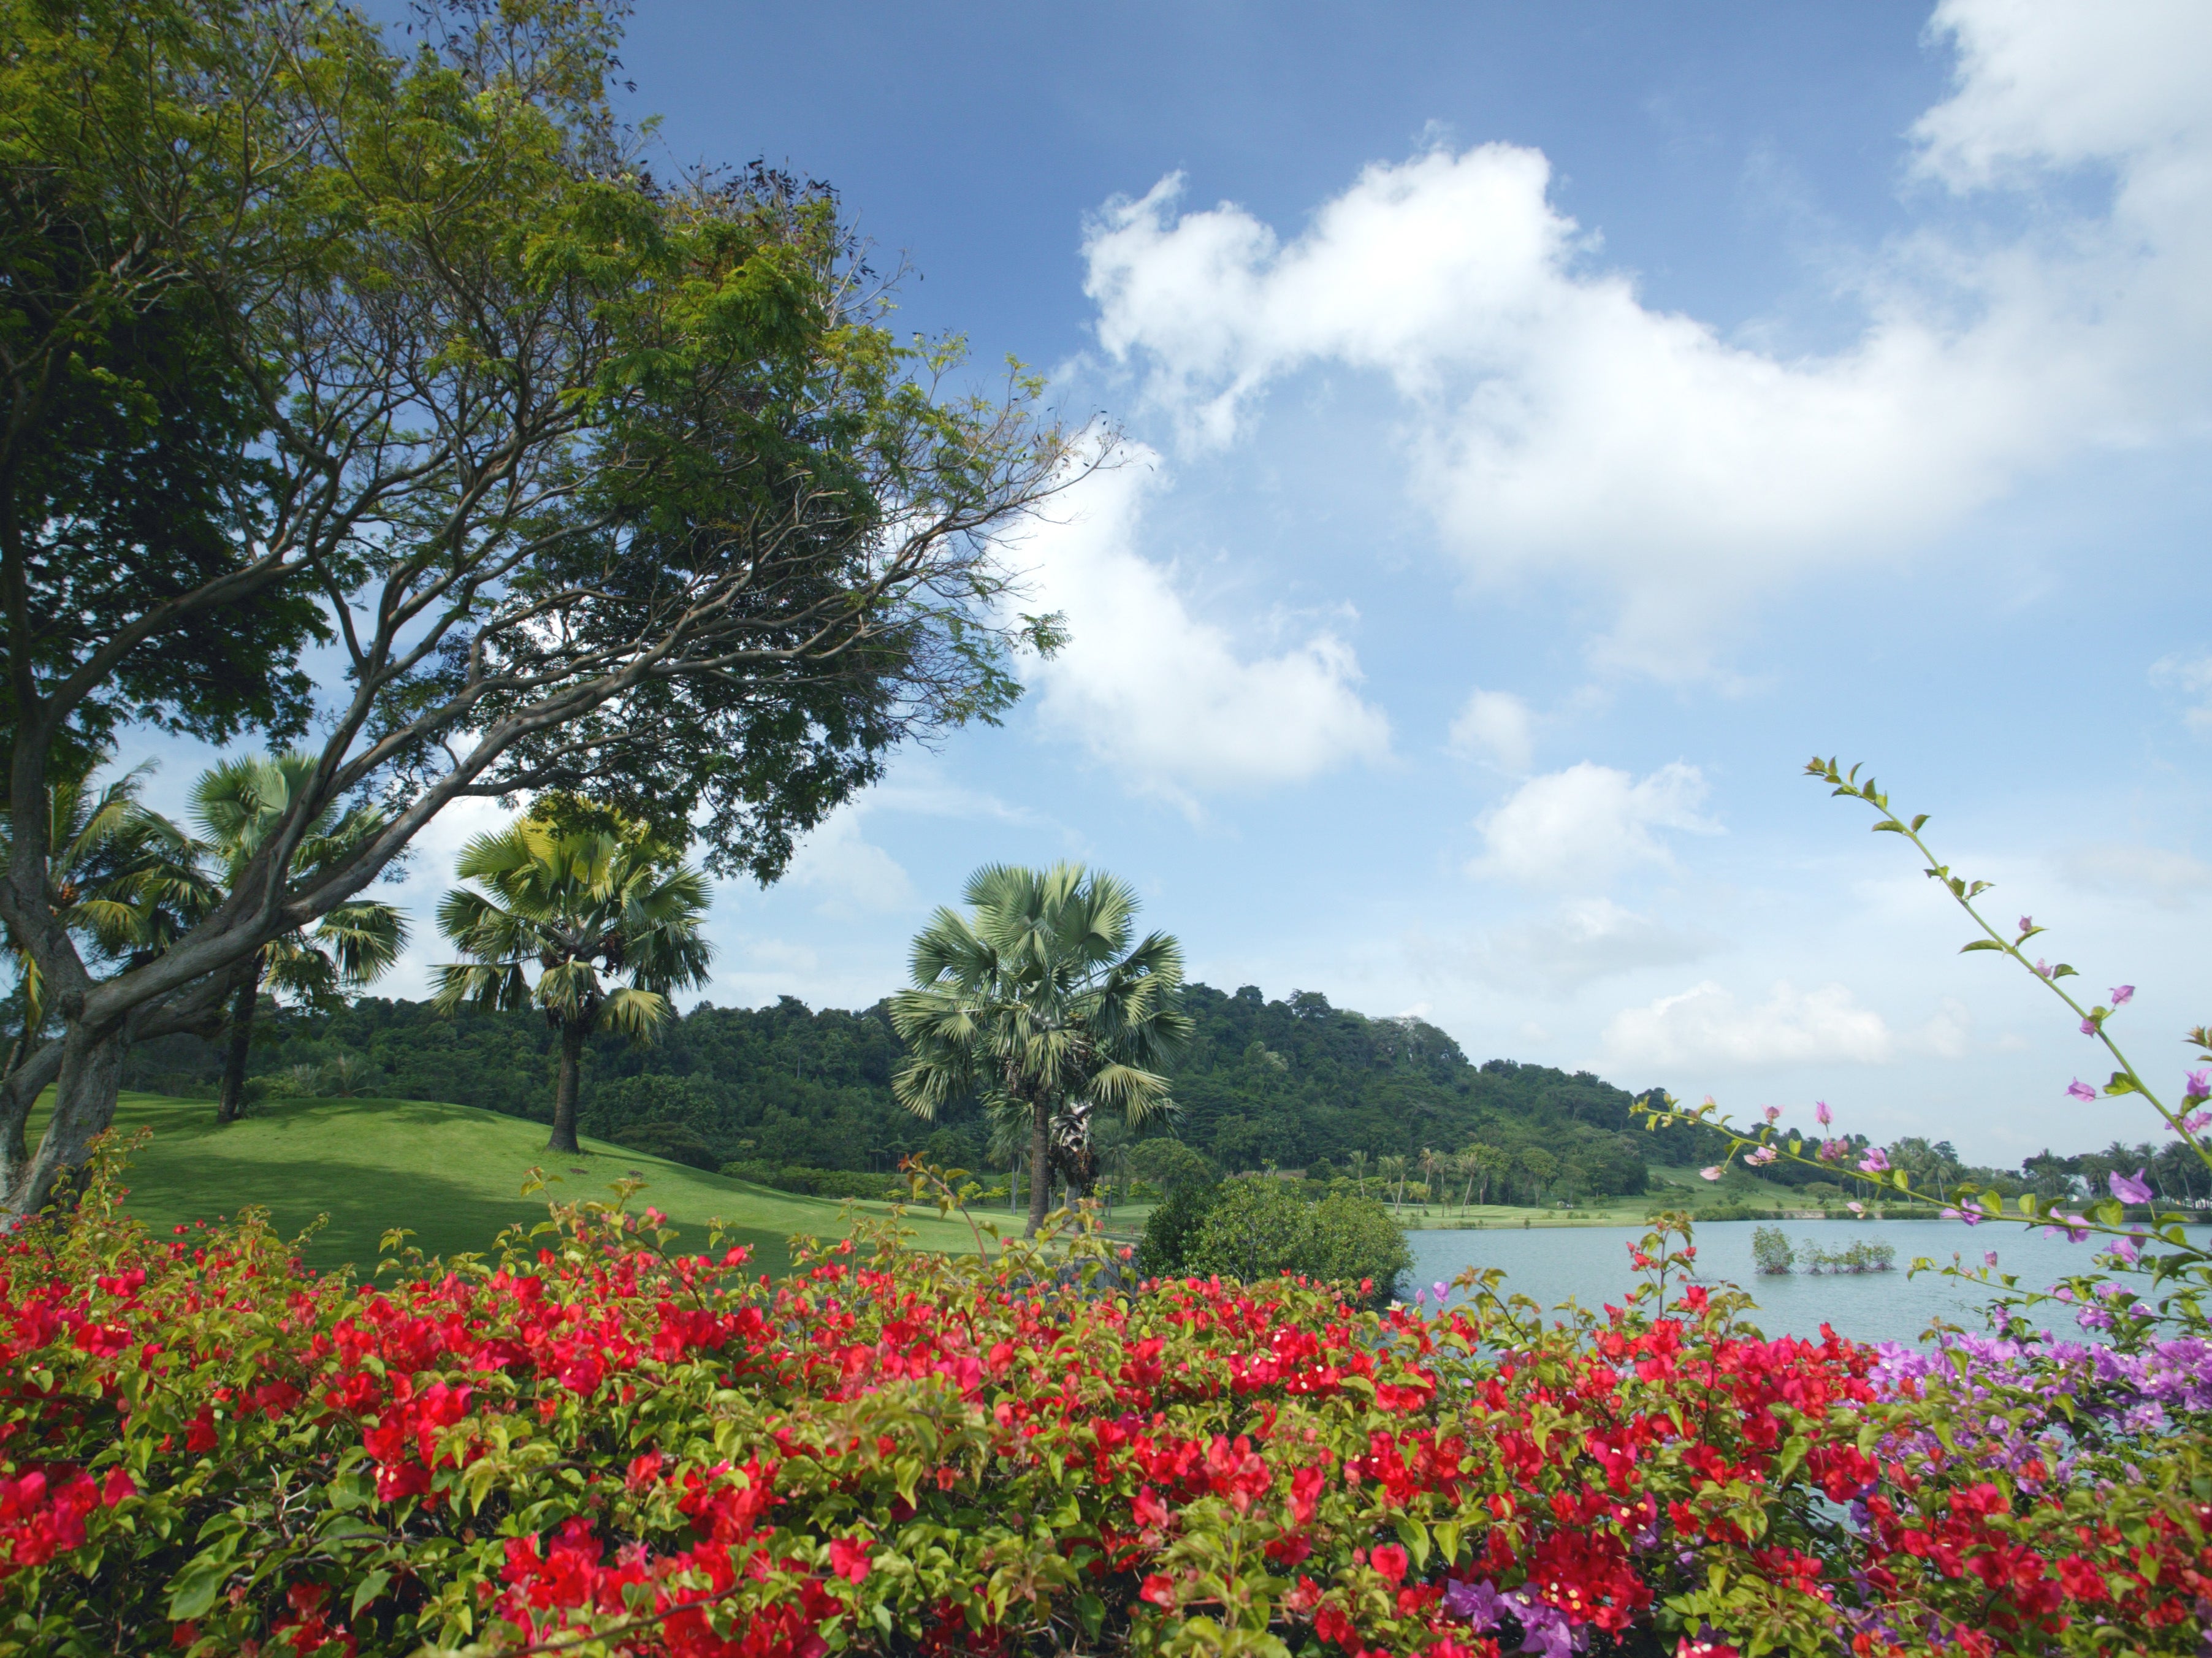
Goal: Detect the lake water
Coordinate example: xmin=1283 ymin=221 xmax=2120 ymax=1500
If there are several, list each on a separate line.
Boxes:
xmin=1404 ymin=1219 xmax=2195 ymax=1349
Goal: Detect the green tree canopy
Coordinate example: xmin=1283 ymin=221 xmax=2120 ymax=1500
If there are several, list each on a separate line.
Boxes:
xmin=433 ymin=805 xmax=712 ymax=1155
xmin=1 ymin=0 xmax=1084 ymax=1217
xmin=890 ymin=863 xmax=1190 ymax=1237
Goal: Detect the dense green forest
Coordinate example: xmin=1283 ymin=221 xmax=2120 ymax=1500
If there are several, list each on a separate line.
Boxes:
xmin=121 ymin=983 xmax=1738 ymax=1198
xmin=116 ymin=977 xmax=2205 ymax=1205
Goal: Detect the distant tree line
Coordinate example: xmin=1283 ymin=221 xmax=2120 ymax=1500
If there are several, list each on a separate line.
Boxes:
xmin=119 ymin=982 xmax=1711 ymax=1198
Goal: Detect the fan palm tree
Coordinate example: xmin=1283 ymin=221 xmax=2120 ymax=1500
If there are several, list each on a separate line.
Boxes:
xmin=890 ymin=863 xmax=1191 ymax=1237
xmin=190 ymin=752 xmax=409 ymax=1123
xmin=432 ymin=810 xmax=713 ymax=1154
xmin=0 ymin=755 xmax=202 ymax=1151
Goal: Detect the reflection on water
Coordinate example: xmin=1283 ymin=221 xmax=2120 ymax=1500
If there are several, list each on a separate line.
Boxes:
xmin=1403 ymin=1219 xmax=2204 ymax=1349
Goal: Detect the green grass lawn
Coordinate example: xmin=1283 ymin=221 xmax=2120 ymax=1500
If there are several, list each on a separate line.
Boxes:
xmin=38 ymin=1092 xmax=992 ymax=1278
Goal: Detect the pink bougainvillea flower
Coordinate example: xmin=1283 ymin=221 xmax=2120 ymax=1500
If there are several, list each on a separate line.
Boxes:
xmin=2110 ymin=985 xmax=2134 ymax=1006
xmin=828 ymin=1536 xmax=873 ymax=1583
xmin=1858 ymin=1147 xmax=1890 ymax=1175
xmin=1762 ymin=1106 xmax=1781 ymax=1123
xmin=2181 ymin=1109 xmax=2212 ymax=1134
xmin=1746 ymin=1145 xmax=1777 ymax=1166
xmin=2034 ymin=958 xmax=2053 ymax=978
xmin=2186 ymin=1068 xmax=2211 ymax=1101
xmin=2066 ymin=1079 xmax=2097 ymax=1102
xmin=1984 ymin=1250 xmax=2000 ymax=1268
xmin=2080 ymin=1017 xmax=2099 ymax=1036
xmin=1814 ymin=1100 xmax=1833 ymax=1126
xmin=2109 ymin=1167 xmax=2153 ymax=1205
xmin=2043 ymin=1213 xmax=2091 ymax=1242
xmin=1847 ymin=1202 xmax=1865 ymax=1215
xmin=2017 ymin=915 xmax=2033 ymax=933
xmin=1699 ymin=1166 xmax=1723 ymax=1182
xmin=2108 ymin=1236 xmax=2141 ymax=1266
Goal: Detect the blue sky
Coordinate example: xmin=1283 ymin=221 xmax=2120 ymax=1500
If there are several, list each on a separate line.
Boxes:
xmin=128 ymin=1 xmax=2212 ymax=1164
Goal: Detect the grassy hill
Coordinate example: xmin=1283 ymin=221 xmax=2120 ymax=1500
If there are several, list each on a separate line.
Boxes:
xmin=36 ymin=1092 xmax=992 ymax=1277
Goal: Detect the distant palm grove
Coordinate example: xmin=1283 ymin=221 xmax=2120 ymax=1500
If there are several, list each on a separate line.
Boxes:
xmin=123 ymin=983 xmax=1714 ymax=1199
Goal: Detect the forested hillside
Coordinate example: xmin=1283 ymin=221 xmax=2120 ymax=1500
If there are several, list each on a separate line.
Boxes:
xmin=121 ymin=982 xmax=1728 ymax=1198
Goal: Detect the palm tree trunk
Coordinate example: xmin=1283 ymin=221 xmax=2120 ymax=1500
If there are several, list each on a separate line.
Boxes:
xmin=215 ymin=967 xmax=261 ymax=1124
xmin=549 ymin=1021 xmax=586 ymax=1155
xmin=1024 ymin=1094 xmax=1051 ymax=1237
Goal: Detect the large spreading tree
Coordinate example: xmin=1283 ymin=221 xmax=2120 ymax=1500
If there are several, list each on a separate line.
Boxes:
xmin=890 ymin=864 xmax=1191 ymax=1238
xmin=0 ymin=0 xmax=1085 ymax=1214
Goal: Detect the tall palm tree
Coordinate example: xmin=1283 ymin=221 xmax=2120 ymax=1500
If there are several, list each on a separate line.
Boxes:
xmin=1379 ymin=1153 xmax=1408 ymax=1213
xmin=890 ymin=863 xmax=1191 ymax=1238
xmin=190 ymin=753 xmax=409 ymax=1123
xmin=433 ymin=811 xmax=713 ymax=1154
xmin=0 ymin=756 xmax=201 ymax=1153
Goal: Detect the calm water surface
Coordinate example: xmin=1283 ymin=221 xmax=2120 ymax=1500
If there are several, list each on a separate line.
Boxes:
xmin=1404 ymin=1220 xmax=2202 ymax=1349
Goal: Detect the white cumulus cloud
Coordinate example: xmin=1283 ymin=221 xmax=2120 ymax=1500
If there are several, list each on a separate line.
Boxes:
xmin=1601 ymin=980 xmax=1897 ymax=1069
xmin=783 ymin=809 xmax=915 ymax=918
xmin=1410 ymin=897 xmax=1717 ymax=994
xmin=1468 ymin=762 xmax=1716 ymax=891
xmin=1014 ymin=456 xmax=1391 ymax=803
xmin=1081 ymin=0 xmax=2212 ymax=675
xmin=1600 ymin=980 xmax=1972 ymax=1071
xmin=1447 ymin=688 xmax=1535 ymax=772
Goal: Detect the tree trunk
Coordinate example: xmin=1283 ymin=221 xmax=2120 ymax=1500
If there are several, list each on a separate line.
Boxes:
xmin=215 ymin=968 xmax=261 ymax=1124
xmin=4 ymin=1018 xmax=125 ymax=1217
xmin=1024 ymin=1094 xmax=1051 ymax=1237
xmin=548 ymin=1021 xmax=585 ymax=1154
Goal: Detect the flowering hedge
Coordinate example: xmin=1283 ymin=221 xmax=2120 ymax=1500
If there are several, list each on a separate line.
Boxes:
xmin=1 ymin=1156 xmax=2207 ymax=1658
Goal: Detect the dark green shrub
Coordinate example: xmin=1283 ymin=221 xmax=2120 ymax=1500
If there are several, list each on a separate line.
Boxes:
xmin=1175 ymin=1179 xmax=1411 ymax=1310
xmin=1137 ymin=1179 xmax=1224 ymax=1278
xmin=609 ymin=1122 xmax=721 ymax=1171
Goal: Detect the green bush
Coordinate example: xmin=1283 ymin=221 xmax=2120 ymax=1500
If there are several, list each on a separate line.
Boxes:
xmin=717 ymin=1160 xmax=899 ymax=1200
xmin=1751 ymin=1224 xmax=1795 ymax=1274
xmin=1136 ymin=1179 xmax=1224 ymax=1278
xmin=1167 ymin=1179 xmax=1410 ymax=1310
xmin=609 ymin=1122 xmax=722 ymax=1171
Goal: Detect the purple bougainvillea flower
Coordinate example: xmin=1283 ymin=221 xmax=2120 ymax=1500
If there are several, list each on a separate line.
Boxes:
xmin=2110 ymin=984 xmax=2135 ymax=1006
xmin=2186 ymin=1068 xmax=2211 ymax=1101
xmin=2034 ymin=958 xmax=2053 ymax=978
xmin=1815 ymin=1099 xmax=1833 ymax=1126
xmin=2067 ymin=1079 xmax=2097 ymax=1102
xmin=1432 ymin=1280 xmax=1449 ymax=1302
xmin=2110 ymin=1167 xmax=2154 ymax=1205
xmin=1984 ymin=1250 xmax=2000 ymax=1268
xmin=2181 ymin=1109 xmax=2212 ymax=1134
xmin=1763 ymin=1105 xmax=1781 ymax=1123
xmin=1858 ymin=1147 xmax=1891 ymax=1174
xmin=1847 ymin=1201 xmax=1865 ymax=1215
xmin=2017 ymin=915 xmax=2032 ymax=933
xmin=2110 ymin=1236 xmax=2141 ymax=1266
xmin=2080 ymin=1017 xmax=2099 ymax=1036
xmin=1699 ymin=1165 xmax=1723 ymax=1182
xmin=1747 ymin=1145 xmax=1777 ymax=1166
xmin=1443 ymin=1578 xmax=1506 ymax=1629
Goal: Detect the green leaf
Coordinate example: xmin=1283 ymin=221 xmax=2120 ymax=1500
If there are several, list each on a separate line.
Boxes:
xmin=351 ymin=1570 xmax=392 ymax=1619
xmin=1959 ymin=940 xmax=2005 ymax=953
xmin=2052 ymin=964 xmax=2078 ymax=979
xmin=1395 ymin=1514 xmax=1432 ymax=1571
xmin=166 ymin=1555 xmax=232 ymax=1622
